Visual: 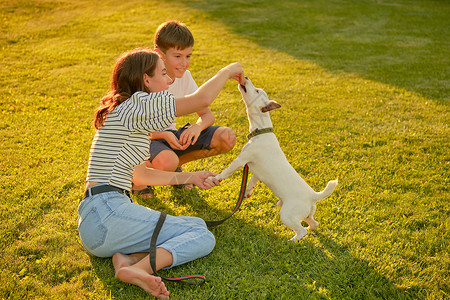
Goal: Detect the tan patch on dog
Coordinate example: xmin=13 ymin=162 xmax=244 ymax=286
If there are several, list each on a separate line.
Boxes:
xmin=261 ymin=100 xmax=281 ymax=112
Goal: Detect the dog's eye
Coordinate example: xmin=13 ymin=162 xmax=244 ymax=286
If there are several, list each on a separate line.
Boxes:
xmin=256 ymin=90 xmax=259 ymax=93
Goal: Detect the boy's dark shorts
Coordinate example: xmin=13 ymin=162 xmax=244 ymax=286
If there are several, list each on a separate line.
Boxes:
xmin=149 ymin=123 xmax=219 ymax=162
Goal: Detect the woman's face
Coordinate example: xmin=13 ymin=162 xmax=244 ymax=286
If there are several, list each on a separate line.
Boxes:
xmin=144 ymin=58 xmax=173 ymax=92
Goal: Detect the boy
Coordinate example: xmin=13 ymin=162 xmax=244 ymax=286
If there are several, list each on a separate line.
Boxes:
xmin=132 ymin=21 xmax=236 ymax=197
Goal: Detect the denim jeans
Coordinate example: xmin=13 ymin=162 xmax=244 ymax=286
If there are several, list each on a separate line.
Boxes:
xmin=77 ymin=188 xmax=216 ymax=269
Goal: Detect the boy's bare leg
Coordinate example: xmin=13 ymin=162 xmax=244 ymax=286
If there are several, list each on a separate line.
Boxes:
xmin=174 ymin=127 xmax=235 ymax=190
xmin=150 ymin=150 xmax=180 ymax=171
xmin=133 ymin=127 xmax=235 ymax=195
xmin=115 ymin=248 xmax=173 ymax=299
xmin=132 ymin=150 xmax=179 ymax=197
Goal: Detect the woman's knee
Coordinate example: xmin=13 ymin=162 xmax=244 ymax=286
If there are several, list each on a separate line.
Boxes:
xmin=198 ymin=229 xmax=216 ymax=255
xmin=189 ymin=219 xmax=216 ymax=253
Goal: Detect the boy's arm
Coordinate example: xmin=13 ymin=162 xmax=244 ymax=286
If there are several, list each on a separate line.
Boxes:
xmin=195 ymin=107 xmax=215 ymax=131
xmin=187 ymin=71 xmax=214 ymax=131
xmin=178 ymin=107 xmax=215 ymax=146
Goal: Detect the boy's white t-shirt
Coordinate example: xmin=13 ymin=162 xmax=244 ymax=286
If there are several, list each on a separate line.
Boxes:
xmin=163 ymin=70 xmax=198 ymax=131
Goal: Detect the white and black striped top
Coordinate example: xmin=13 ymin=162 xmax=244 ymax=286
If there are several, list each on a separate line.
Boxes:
xmin=86 ymin=91 xmax=176 ymax=191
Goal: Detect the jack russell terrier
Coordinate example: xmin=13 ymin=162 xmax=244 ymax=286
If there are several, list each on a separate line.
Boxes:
xmin=214 ymin=77 xmax=338 ymax=240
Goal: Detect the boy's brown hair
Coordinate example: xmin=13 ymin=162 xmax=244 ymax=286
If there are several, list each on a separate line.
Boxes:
xmin=154 ymin=21 xmax=194 ymax=53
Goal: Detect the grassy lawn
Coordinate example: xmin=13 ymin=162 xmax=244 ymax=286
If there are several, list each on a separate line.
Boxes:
xmin=1 ymin=0 xmax=448 ymax=299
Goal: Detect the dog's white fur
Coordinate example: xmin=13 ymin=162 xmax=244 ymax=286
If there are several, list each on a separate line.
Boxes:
xmin=215 ymin=77 xmax=338 ymax=241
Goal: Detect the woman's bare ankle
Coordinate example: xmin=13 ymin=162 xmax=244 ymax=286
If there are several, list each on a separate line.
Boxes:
xmin=112 ymin=253 xmax=148 ymax=276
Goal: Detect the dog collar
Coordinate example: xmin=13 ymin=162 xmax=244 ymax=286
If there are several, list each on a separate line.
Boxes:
xmin=247 ymin=127 xmax=274 ymax=140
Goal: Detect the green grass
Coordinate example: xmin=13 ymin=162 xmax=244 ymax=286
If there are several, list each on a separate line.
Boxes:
xmin=1 ymin=0 xmax=449 ymax=299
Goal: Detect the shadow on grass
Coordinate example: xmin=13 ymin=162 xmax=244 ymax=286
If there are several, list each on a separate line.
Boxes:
xmin=175 ymin=0 xmax=449 ymax=102
xmin=88 ymin=185 xmax=423 ymax=299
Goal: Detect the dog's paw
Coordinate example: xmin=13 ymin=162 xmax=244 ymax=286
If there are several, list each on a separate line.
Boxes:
xmin=208 ymin=175 xmax=222 ymax=181
xmin=244 ymin=188 xmax=253 ymax=199
xmin=307 ymin=221 xmax=319 ymax=231
xmin=289 ymin=236 xmax=300 ymax=242
xmin=290 ymin=231 xmax=307 ymax=241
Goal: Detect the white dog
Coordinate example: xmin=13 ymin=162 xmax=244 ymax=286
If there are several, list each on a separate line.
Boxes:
xmin=215 ymin=77 xmax=338 ymax=240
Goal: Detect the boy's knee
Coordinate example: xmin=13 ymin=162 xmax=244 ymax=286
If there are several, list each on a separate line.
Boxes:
xmin=215 ymin=127 xmax=236 ymax=152
xmin=152 ymin=151 xmax=179 ymax=171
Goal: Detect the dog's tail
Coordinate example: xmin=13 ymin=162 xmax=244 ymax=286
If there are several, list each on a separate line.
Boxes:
xmin=313 ymin=178 xmax=338 ymax=202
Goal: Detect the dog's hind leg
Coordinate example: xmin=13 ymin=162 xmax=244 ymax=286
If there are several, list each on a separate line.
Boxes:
xmin=279 ymin=205 xmax=308 ymax=241
xmin=244 ymin=175 xmax=259 ymax=198
xmin=303 ymin=204 xmax=319 ymax=231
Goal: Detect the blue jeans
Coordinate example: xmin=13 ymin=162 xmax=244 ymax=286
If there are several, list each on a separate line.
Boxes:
xmin=77 ymin=189 xmax=216 ymax=269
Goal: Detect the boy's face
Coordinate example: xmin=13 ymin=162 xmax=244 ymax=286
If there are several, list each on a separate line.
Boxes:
xmin=161 ymin=47 xmax=192 ymax=80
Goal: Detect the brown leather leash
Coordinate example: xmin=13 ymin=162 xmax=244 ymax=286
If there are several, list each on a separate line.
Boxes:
xmin=149 ymin=164 xmax=250 ymax=285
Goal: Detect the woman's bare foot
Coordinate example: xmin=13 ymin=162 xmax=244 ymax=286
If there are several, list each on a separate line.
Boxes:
xmin=117 ymin=266 xmax=170 ymax=299
xmin=112 ymin=253 xmax=148 ymax=275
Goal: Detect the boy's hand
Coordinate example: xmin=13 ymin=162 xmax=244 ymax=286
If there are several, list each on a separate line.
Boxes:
xmin=179 ymin=124 xmax=201 ymax=146
xmin=163 ymin=132 xmax=189 ymax=151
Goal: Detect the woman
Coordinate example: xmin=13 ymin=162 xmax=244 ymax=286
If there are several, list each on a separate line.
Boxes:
xmin=78 ymin=48 xmax=245 ymax=298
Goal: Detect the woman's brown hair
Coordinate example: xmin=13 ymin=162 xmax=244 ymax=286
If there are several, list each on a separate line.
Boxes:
xmin=93 ymin=48 xmax=160 ymax=129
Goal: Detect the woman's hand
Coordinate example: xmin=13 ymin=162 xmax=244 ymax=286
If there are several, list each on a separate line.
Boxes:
xmin=190 ymin=171 xmax=221 ymax=189
xmin=221 ymin=62 xmax=245 ymax=85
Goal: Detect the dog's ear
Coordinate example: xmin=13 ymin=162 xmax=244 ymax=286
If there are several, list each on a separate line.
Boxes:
xmin=261 ymin=100 xmax=281 ymax=112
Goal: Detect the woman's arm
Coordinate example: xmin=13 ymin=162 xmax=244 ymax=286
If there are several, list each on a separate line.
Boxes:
xmin=133 ymin=163 xmax=220 ymax=189
xmin=175 ymin=63 xmax=244 ymax=116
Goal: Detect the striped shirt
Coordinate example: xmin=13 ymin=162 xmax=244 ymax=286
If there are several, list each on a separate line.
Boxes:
xmin=86 ymin=91 xmax=176 ymax=191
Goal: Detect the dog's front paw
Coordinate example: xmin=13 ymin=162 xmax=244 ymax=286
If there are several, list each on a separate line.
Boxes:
xmin=244 ymin=188 xmax=253 ymax=199
xmin=208 ymin=175 xmax=222 ymax=181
